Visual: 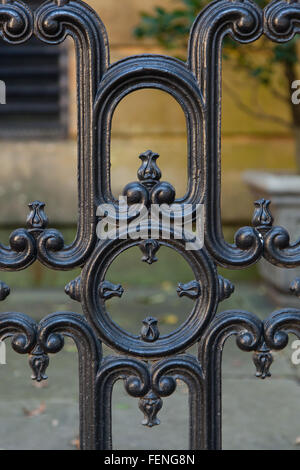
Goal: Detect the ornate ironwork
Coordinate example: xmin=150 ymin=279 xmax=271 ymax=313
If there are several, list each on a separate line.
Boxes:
xmin=140 ymin=317 xmax=160 ymax=343
xmin=0 ymin=0 xmax=300 ymax=450
xmin=28 ymin=344 xmax=50 ymax=382
xmin=125 ymin=150 xmax=176 ymax=206
xmin=177 ymin=280 xmax=201 ymax=300
xmin=139 ymin=390 xmax=163 ymax=428
xmin=139 ymin=239 xmax=160 ymax=265
xmin=252 ymin=343 xmax=273 ymax=379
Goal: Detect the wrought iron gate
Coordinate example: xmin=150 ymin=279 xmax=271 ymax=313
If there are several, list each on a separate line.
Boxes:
xmin=1 ymin=0 xmax=300 ymax=450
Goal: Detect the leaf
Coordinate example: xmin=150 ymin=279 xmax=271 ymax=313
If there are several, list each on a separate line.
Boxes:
xmin=116 ymin=403 xmax=130 ymax=410
xmin=133 ymin=0 xmax=299 ymax=96
xmin=137 ymin=293 xmax=166 ymax=304
xmin=23 ymin=401 xmax=46 ymax=417
xmin=71 ymin=437 xmax=80 ymax=450
xmin=161 ymin=280 xmax=173 ymax=292
xmin=155 ymin=7 xmax=166 ymax=15
xmin=150 ymin=293 xmax=166 ymax=304
xmin=161 ymin=314 xmax=179 ymax=325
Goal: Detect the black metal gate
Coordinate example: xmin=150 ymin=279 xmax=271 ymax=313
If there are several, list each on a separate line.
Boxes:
xmin=0 ymin=0 xmax=300 ymax=450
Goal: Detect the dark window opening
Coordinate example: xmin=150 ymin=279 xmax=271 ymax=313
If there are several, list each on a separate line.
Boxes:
xmin=0 ymin=0 xmax=69 ymax=138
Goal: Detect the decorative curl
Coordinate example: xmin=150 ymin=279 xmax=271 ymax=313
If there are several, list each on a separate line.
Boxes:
xmin=35 ymin=3 xmax=67 ymax=42
xmin=264 ymin=0 xmax=300 ymax=42
xmin=152 ymin=375 xmax=177 ymax=397
xmin=123 ymin=182 xmax=149 ymax=207
xmin=150 ymin=182 xmax=176 ymax=205
xmin=42 ymin=332 xmax=65 ymax=354
xmin=199 ymin=310 xmax=263 ymax=365
xmin=235 ymin=226 xmax=261 ymax=251
xmin=0 ymin=0 xmax=33 ymax=44
xmin=125 ymin=375 xmax=150 ymax=398
xmin=36 ymin=229 xmax=69 ymax=269
xmin=38 ymin=229 xmax=64 ymax=252
xmin=151 ymin=355 xmax=203 ymax=397
xmin=0 ymin=229 xmax=36 ymax=271
xmin=263 ymin=309 xmax=300 ymax=351
xmin=263 ymin=226 xmax=300 ymax=268
xmin=189 ymin=0 xmax=263 ymax=80
xmin=0 ymin=312 xmax=37 ymax=354
xmin=9 ymin=228 xmax=34 ymax=252
xmin=37 ymin=311 xmax=100 ymax=359
xmin=97 ymin=356 xmax=151 ymax=398
xmin=34 ymin=0 xmax=108 ymax=71
xmin=236 ymin=330 xmax=260 ymax=352
xmin=206 ymin=225 xmax=263 ymax=270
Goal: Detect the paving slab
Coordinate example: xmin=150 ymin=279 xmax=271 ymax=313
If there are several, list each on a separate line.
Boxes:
xmin=0 ymin=284 xmax=298 ymax=450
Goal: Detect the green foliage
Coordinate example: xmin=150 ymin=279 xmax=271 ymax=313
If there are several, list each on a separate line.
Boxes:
xmin=134 ymin=0 xmax=209 ymax=49
xmin=134 ymin=0 xmax=298 ymax=88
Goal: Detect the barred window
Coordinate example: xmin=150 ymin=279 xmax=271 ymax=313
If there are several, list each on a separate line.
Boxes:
xmin=0 ymin=0 xmax=68 ymax=138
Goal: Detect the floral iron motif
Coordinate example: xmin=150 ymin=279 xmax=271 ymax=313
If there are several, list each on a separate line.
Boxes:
xmin=252 ymin=343 xmax=273 ymax=380
xmin=99 ymin=281 xmax=124 ymax=300
xmin=140 ymin=317 xmax=160 ymax=342
xmin=218 ymin=275 xmax=235 ymax=301
xmin=65 ymin=276 xmax=81 ymax=302
xmin=65 ymin=278 xmax=124 ymax=303
xmin=123 ymin=151 xmax=175 ymax=207
xmin=252 ymin=199 xmax=273 ymax=236
xmin=28 ymin=345 xmax=49 ymax=382
xmin=139 ymin=239 xmax=160 ymax=265
xmin=137 ymin=150 xmax=161 ymax=189
xmin=176 ymin=280 xmax=201 ymax=299
xmin=26 ymin=200 xmax=48 ymax=237
xmin=138 ymin=390 xmax=163 ymax=427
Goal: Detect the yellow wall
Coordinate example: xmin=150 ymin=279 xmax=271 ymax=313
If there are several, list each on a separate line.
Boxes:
xmin=72 ymin=0 xmax=294 ymax=225
xmin=0 ymin=1 xmax=293 ymax=226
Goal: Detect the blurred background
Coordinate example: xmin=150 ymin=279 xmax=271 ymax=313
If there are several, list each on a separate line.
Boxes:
xmin=0 ymin=0 xmax=300 ymax=450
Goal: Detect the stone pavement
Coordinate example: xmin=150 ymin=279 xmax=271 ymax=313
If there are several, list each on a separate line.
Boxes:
xmin=0 ymin=283 xmax=299 ymax=450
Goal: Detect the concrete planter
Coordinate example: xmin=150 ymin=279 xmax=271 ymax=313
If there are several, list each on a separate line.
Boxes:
xmin=243 ymin=171 xmax=300 ymax=307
